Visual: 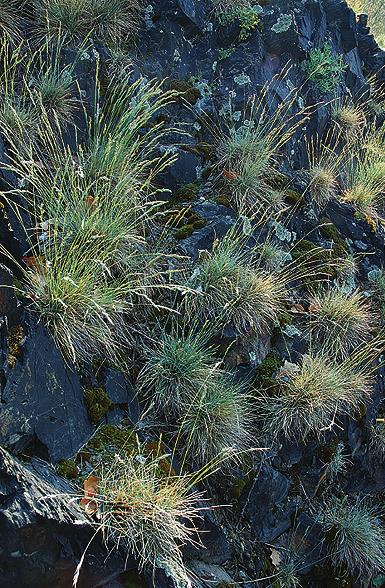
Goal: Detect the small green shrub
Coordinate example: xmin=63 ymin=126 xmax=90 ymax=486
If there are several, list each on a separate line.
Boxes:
xmin=302 ymin=43 xmax=345 ymax=93
xmin=213 ymin=0 xmax=262 ymax=41
xmin=317 ymin=497 xmax=385 ymax=576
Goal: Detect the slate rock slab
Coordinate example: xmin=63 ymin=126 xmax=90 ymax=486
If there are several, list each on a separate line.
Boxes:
xmin=0 ymin=314 xmax=93 ymax=462
xmin=246 ymin=464 xmax=293 ymax=542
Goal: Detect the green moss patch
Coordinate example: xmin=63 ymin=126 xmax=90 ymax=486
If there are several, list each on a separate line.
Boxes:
xmin=84 ymin=387 xmax=112 ymax=424
xmin=169 ymin=79 xmax=201 ymax=105
xmin=56 ymin=459 xmax=79 ymax=479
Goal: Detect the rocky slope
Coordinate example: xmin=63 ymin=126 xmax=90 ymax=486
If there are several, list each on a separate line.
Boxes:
xmin=0 ymin=1 xmax=385 ymax=587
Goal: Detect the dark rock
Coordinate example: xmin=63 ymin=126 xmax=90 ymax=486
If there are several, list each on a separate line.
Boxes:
xmin=0 ymin=447 xmax=132 ymax=588
xmin=0 ymin=264 xmax=21 ymax=328
xmin=183 ymin=510 xmax=231 ymax=565
xmin=179 ymin=200 xmax=235 ymax=260
xmin=246 ymin=464 xmax=293 ymax=542
xmin=105 ymin=369 xmax=140 ymax=423
xmin=0 ymin=314 xmax=93 ymax=462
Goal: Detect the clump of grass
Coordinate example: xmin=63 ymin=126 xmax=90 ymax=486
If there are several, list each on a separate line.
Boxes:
xmin=33 ymin=0 xmax=91 ymax=43
xmin=6 ymin=235 xmax=134 ymax=363
xmin=0 ymin=0 xmax=24 ymax=43
xmin=0 ymin=75 xmax=179 ymax=364
xmin=32 ymin=66 xmax=77 ymax=125
xmin=0 ymin=98 xmax=39 ymax=148
xmin=342 ymin=136 xmax=385 ymax=221
xmin=273 ymin=560 xmax=301 ymax=588
xmin=180 ymin=374 xmax=254 ymax=465
xmin=138 ymin=326 xmax=217 ymax=416
xmin=33 ymin=0 xmax=144 ymax=45
xmin=184 ymin=229 xmax=287 ymax=337
xmin=304 ymin=133 xmax=345 ymax=208
xmin=331 ymin=101 xmax=366 ymax=141
xmin=139 ymin=324 xmax=255 ymax=464
xmin=307 ymin=287 xmax=376 ymax=356
xmin=323 ymin=442 xmax=350 ymax=481
xmin=214 ymin=68 xmax=309 ymax=214
xmin=257 ymin=345 xmax=377 ymax=441
xmin=317 ymin=496 xmax=385 ymax=577
xmin=369 ymin=420 xmax=385 ymax=460
xmin=302 ymin=43 xmax=345 ymax=93
xmin=94 ymin=450 xmax=206 ymax=578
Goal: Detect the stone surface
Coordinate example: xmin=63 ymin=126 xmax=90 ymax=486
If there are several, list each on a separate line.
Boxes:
xmin=0 ymin=315 xmax=93 ymax=462
xmin=246 ymin=464 xmax=293 ymax=542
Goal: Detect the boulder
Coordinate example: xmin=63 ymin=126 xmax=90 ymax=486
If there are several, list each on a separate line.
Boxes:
xmin=0 ymin=314 xmax=93 ymax=462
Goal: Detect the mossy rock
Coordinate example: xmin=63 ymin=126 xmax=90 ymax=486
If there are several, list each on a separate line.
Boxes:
xmin=84 ymin=387 xmax=112 ymax=425
xmin=216 ymin=191 xmax=232 ymax=208
xmin=87 ymin=424 xmax=136 ymax=453
xmin=7 ymin=325 xmax=25 ymax=368
xmin=285 ymin=189 xmax=305 ymax=206
xmin=254 ymin=353 xmax=282 ymax=388
xmin=183 ymin=143 xmax=214 ymax=160
xmin=320 ymin=218 xmax=341 ymax=241
xmin=174 ymin=211 xmax=207 ymax=239
xmin=56 ymin=459 xmax=79 ymax=480
xmin=175 ymin=223 xmax=197 ymax=240
xmin=169 ymin=79 xmax=201 ymax=105
xmin=278 ymin=310 xmax=293 ymax=328
xmin=174 ymin=182 xmax=199 ymax=203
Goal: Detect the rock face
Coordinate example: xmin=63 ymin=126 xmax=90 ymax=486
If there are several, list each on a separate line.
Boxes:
xmin=0 ymin=315 xmax=93 ymax=462
xmin=246 ymin=464 xmax=293 ymax=542
xmin=0 ymin=447 xmax=132 ymax=588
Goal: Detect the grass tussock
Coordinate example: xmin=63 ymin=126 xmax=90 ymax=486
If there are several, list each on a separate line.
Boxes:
xmin=1 ymin=73 xmax=179 ymax=364
xmin=139 ymin=325 xmax=255 ymax=464
xmin=331 ymin=100 xmax=367 ymax=142
xmin=95 ymin=450 xmax=206 ymax=577
xmin=317 ymin=497 xmax=385 ymax=576
xmin=257 ymin=345 xmax=378 ymax=441
xmin=138 ymin=327 xmax=217 ymax=415
xmin=341 ymin=125 xmax=385 ymax=221
xmin=214 ymin=68 xmax=310 ymax=214
xmin=304 ymin=133 xmax=346 ymax=208
xmin=307 ymin=287 xmax=376 ymax=356
xmin=184 ymin=229 xmax=288 ymax=337
xmin=32 ymin=0 xmax=144 ymax=45
xmin=180 ymin=374 xmax=255 ymax=465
